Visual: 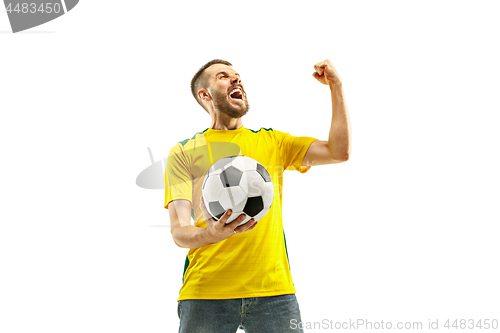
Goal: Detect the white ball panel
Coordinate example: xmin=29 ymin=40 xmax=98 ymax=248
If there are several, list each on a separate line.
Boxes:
xmin=203 ymin=175 xmax=225 ymax=202
xmin=219 ymin=186 xmax=246 ymax=210
xmin=231 ymin=155 xmax=257 ymax=172
xmin=232 ymin=196 xmax=248 ymax=213
xmin=230 ymin=186 xmax=247 ymax=204
xmin=238 ymin=173 xmax=248 ymax=194
xmin=219 ymin=189 xmax=231 ymax=210
xmin=242 ymin=170 xmax=266 ymax=197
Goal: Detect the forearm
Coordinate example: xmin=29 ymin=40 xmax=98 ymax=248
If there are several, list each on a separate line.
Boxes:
xmin=171 ymin=225 xmax=214 ymax=249
xmin=327 ymin=82 xmax=352 ymax=161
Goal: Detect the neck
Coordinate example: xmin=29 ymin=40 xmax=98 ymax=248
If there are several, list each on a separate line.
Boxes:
xmin=210 ymin=113 xmax=243 ymax=130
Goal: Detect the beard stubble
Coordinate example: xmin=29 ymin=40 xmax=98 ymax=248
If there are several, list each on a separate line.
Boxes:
xmin=212 ymin=89 xmax=250 ymax=119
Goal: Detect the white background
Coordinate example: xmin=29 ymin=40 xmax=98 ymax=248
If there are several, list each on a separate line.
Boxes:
xmin=1 ymin=1 xmax=499 ymax=332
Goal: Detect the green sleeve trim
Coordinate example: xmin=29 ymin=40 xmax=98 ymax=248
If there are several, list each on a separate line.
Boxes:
xmin=178 ymin=128 xmax=209 ymax=146
xmin=247 ymin=127 xmax=273 ymax=133
xmin=283 ymin=230 xmax=291 ymax=271
xmin=182 ymin=255 xmax=190 ymax=284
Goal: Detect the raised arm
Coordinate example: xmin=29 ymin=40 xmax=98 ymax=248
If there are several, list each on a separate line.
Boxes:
xmin=302 ymin=59 xmax=352 ymax=166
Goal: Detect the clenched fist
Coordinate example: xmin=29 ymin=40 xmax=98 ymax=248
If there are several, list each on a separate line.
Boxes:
xmin=312 ymin=59 xmax=342 ymax=86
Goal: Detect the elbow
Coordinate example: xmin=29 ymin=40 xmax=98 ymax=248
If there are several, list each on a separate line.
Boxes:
xmin=340 ymin=151 xmax=350 ymax=162
xmin=172 ymin=237 xmax=183 ymax=248
xmin=172 ymin=236 xmax=188 ymax=248
xmin=327 ymin=142 xmax=350 ymax=163
xmin=333 ymin=154 xmax=349 ymax=163
xmin=170 ymin=229 xmax=186 ymax=248
xmin=330 ymin=150 xmax=350 ymax=163
xmin=338 ymin=143 xmax=351 ymax=162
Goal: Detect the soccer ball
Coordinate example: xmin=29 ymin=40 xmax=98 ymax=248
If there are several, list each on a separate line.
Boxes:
xmin=202 ymin=155 xmax=274 ymax=226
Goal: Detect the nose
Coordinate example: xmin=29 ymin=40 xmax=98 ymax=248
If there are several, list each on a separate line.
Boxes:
xmin=231 ymin=75 xmax=241 ymax=85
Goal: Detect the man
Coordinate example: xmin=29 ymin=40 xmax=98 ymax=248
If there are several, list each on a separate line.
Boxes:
xmin=164 ymin=59 xmax=351 ymax=332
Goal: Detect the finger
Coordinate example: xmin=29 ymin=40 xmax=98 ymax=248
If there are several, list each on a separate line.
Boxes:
xmin=228 ymin=213 xmax=247 ymax=230
xmin=312 ymin=72 xmax=328 ymax=85
xmin=314 ymin=65 xmax=324 ymax=76
xmin=319 ymin=59 xmax=333 ymax=68
xmin=217 ymin=209 xmax=233 ymax=225
xmin=233 ymin=220 xmax=258 ymax=234
xmin=321 ymin=59 xmax=339 ymax=78
xmin=244 ymin=219 xmax=258 ymax=231
xmin=314 ymin=62 xmax=326 ymax=75
xmin=234 ymin=218 xmax=257 ymax=234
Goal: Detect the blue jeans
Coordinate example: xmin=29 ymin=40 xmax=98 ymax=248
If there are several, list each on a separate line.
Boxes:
xmin=177 ymin=294 xmax=304 ymax=333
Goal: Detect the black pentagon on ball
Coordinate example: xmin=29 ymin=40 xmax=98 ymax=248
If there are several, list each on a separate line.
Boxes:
xmin=208 ymin=201 xmax=226 ymax=220
xmin=219 ymin=166 xmax=243 ymax=188
xmin=256 ymin=163 xmax=272 ymax=182
xmin=243 ymin=196 xmax=264 ymax=217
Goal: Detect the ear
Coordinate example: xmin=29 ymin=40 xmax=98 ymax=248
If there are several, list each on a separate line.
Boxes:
xmin=198 ymin=89 xmax=211 ymax=102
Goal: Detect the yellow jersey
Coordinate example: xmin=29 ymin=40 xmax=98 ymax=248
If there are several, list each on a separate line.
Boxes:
xmin=164 ymin=126 xmax=317 ymax=300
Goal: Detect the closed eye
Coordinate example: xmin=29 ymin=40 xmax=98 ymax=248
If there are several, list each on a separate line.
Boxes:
xmin=216 ymin=71 xmax=240 ymax=80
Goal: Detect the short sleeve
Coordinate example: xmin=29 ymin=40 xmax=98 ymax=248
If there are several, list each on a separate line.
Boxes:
xmin=164 ymin=144 xmax=193 ymax=209
xmin=275 ymin=131 xmax=318 ymax=173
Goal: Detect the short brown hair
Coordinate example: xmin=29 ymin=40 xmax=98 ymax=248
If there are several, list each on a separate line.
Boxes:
xmin=190 ymin=59 xmax=232 ymax=112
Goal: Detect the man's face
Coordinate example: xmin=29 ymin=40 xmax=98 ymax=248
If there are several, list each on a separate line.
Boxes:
xmin=204 ymin=64 xmax=249 ymax=118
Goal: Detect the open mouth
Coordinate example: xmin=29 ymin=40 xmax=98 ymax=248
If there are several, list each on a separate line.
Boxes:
xmin=229 ymin=87 xmax=243 ymax=101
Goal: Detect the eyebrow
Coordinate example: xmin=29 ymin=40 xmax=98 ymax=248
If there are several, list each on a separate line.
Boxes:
xmin=215 ymin=71 xmax=240 ymax=77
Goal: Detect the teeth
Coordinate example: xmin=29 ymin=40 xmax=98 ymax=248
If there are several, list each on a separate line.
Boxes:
xmin=230 ymin=88 xmax=242 ymax=94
